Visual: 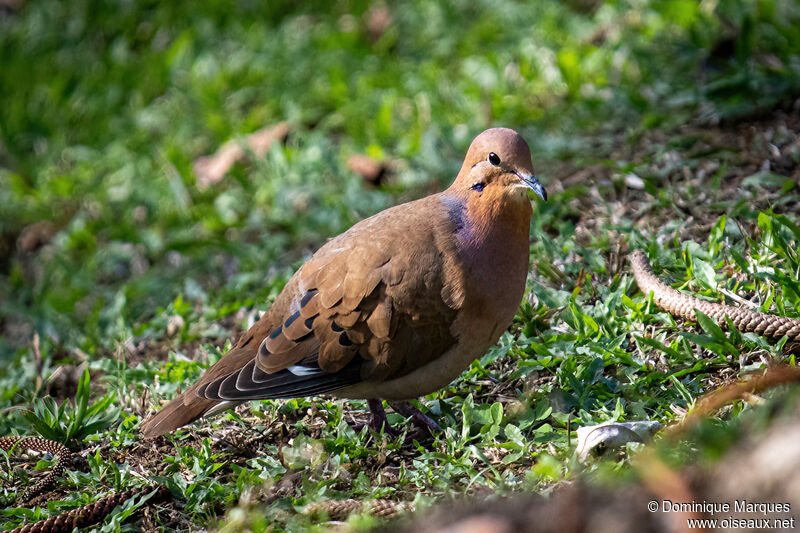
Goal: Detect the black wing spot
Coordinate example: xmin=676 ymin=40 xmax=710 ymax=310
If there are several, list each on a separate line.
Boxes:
xmin=269 ymin=326 xmax=283 ymax=340
xmin=331 ymin=322 xmax=343 ymax=332
xmin=300 ymin=289 xmax=318 ymax=308
xmin=284 ymin=310 xmax=301 ymax=328
xmin=339 ymin=332 xmax=353 ymax=346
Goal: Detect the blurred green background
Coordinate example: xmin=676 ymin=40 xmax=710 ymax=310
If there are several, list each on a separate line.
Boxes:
xmin=2 ymin=0 xmax=798 ymax=365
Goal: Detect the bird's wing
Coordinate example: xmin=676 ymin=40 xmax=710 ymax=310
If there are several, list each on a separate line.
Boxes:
xmin=140 ymin=196 xmax=463 ymax=436
xmin=198 ymin=196 xmax=463 ymax=401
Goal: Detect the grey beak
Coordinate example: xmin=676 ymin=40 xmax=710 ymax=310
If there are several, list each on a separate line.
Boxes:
xmin=516 ymin=172 xmax=547 ymax=201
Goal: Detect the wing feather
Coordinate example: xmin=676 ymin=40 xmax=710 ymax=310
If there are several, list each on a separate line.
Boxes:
xmin=196 ymin=196 xmax=461 ymax=406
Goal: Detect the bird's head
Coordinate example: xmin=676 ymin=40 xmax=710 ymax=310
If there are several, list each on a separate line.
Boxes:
xmin=450 ymin=127 xmax=547 ymax=204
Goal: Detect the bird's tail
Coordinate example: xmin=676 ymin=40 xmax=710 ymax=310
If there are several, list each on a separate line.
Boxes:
xmin=139 ymin=335 xmax=263 ymax=437
xmin=139 ymin=388 xmax=219 ymax=438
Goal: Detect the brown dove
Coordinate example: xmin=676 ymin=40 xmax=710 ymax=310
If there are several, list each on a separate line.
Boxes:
xmin=140 ymin=128 xmax=546 ymax=438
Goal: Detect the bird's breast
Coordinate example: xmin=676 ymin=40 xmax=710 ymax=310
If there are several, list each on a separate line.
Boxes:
xmin=456 ymin=230 xmax=529 ymax=325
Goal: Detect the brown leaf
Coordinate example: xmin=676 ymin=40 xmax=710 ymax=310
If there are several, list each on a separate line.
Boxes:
xmin=193 ymin=122 xmax=290 ymax=187
xmin=347 ymin=154 xmax=388 ymax=186
xmin=365 ymin=4 xmax=392 ymax=42
xmin=17 ymin=220 xmax=56 ymax=253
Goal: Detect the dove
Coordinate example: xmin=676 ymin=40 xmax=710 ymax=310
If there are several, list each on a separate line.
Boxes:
xmin=140 ymin=127 xmax=546 ymax=438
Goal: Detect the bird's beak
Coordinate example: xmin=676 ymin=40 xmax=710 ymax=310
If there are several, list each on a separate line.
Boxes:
xmin=515 ymin=171 xmax=547 ymax=201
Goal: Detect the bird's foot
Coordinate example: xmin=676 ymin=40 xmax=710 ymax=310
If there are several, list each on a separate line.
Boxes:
xmin=353 ymin=400 xmax=440 ymax=443
xmin=388 ymin=401 xmax=441 ymax=443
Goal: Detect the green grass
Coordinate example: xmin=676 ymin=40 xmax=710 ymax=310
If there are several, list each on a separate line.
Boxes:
xmin=1 ymin=0 xmax=800 ymax=531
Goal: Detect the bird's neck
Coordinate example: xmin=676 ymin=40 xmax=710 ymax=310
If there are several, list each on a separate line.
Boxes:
xmin=443 ymin=191 xmax=532 ymax=251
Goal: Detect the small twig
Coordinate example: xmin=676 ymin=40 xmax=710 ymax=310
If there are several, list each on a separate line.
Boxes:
xmin=32 ymin=334 xmax=43 ymax=396
xmin=718 ymin=287 xmax=760 ymax=309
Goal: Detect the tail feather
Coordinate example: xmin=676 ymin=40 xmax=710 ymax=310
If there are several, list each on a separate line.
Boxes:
xmin=139 ymin=388 xmax=219 ymax=438
xmin=138 ymin=299 xmax=281 ymax=438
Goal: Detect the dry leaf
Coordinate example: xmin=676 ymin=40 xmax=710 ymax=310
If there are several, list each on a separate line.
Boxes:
xmin=365 ymin=4 xmax=392 ymax=42
xmin=193 ymin=122 xmax=290 ymax=187
xmin=347 ymin=154 xmax=388 ymax=186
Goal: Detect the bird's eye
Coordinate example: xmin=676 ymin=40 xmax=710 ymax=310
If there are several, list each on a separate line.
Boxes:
xmin=487 ymin=152 xmax=501 ymax=166
xmin=471 ymin=182 xmax=486 ymax=192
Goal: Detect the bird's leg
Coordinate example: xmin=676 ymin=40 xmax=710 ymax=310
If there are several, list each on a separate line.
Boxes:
xmin=352 ymin=399 xmax=400 ymax=437
xmin=388 ymin=400 xmax=441 ymax=440
xmin=366 ymin=399 xmax=392 ymax=433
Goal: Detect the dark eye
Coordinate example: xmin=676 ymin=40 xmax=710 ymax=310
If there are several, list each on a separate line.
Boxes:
xmin=471 ymin=182 xmax=486 ymax=192
xmin=487 ymin=152 xmax=501 ymax=166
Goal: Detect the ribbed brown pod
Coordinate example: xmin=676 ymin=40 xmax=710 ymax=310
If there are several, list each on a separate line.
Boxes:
xmin=305 ymin=498 xmax=413 ymax=520
xmin=0 ymin=436 xmax=71 ymax=502
xmin=629 ymin=250 xmax=800 ymax=341
xmin=7 ymin=487 xmax=169 ymax=533
xmin=1 ymin=435 xmax=169 ymax=533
